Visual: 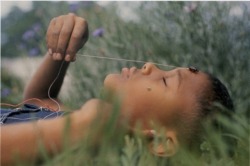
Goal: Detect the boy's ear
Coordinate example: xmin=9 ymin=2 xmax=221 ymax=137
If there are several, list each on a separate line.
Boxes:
xmin=148 ymin=130 xmax=179 ymax=157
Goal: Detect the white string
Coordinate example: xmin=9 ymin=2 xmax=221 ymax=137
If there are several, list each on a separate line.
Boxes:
xmin=76 ymin=54 xmax=178 ymax=68
xmin=47 ymin=61 xmax=65 ymax=112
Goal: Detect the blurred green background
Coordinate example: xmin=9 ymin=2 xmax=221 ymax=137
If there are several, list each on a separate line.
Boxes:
xmin=1 ymin=1 xmax=249 ymax=165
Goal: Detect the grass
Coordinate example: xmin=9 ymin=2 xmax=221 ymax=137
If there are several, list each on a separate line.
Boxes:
xmin=1 ymin=1 xmax=249 ymax=166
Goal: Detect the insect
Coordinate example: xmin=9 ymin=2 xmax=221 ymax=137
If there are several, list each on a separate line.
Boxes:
xmin=188 ymin=66 xmax=199 ymax=73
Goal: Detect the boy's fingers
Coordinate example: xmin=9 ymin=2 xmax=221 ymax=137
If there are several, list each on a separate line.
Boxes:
xmin=70 ymin=28 xmax=89 ymax=62
xmin=46 ymin=14 xmax=88 ymax=62
xmin=46 ymin=18 xmax=56 ymax=55
xmin=47 ymin=16 xmax=64 ymax=55
xmin=65 ymin=18 xmax=88 ymax=61
xmin=56 ymin=14 xmax=75 ymax=60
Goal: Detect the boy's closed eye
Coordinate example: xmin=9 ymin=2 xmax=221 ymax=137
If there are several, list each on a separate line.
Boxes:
xmin=163 ymin=77 xmax=167 ymax=86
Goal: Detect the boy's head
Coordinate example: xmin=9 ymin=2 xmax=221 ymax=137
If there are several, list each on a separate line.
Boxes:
xmin=104 ymin=62 xmax=234 ymax=156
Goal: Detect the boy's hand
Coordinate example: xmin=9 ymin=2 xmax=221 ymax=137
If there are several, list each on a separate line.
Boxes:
xmin=46 ymin=13 xmax=88 ymax=62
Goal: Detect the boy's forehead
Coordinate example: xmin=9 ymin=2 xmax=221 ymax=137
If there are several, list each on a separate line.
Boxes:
xmin=170 ymin=67 xmax=205 ymax=76
xmin=168 ymin=68 xmax=209 ymax=89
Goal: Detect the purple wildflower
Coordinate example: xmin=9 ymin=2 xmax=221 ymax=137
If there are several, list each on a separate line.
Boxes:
xmin=92 ymin=28 xmax=104 ymax=37
xmin=22 ymin=29 xmax=35 ymax=40
xmin=28 ymin=47 xmax=40 ymax=57
xmin=32 ymin=23 xmax=41 ymax=33
xmin=1 ymin=88 xmax=11 ymax=97
xmin=69 ymin=2 xmax=79 ymax=12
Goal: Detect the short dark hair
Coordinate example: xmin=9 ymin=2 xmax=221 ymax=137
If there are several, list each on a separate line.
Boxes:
xmin=198 ymin=73 xmax=235 ymax=156
xmin=203 ymin=73 xmax=234 ymax=114
xmin=178 ymin=72 xmax=235 ymax=156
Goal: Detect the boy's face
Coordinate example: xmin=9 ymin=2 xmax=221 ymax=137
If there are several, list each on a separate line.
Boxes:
xmin=104 ymin=63 xmax=209 ymax=129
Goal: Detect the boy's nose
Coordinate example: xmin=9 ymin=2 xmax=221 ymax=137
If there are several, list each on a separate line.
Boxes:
xmin=141 ymin=62 xmax=158 ymax=75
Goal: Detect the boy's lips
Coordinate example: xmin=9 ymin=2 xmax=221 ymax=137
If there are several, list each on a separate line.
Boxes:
xmin=121 ymin=67 xmax=137 ymax=79
xmin=121 ymin=67 xmax=130 ymax=79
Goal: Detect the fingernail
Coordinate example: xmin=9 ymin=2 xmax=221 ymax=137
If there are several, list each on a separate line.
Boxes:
xmin=65 ymin=54 xmax=71 ymax=61
xmin=56 ymin=53 xmax=62 ymax=60
xmin=53 ymin=53 xmax=57 ymax=60
xmin=48 ymin=49 xmax=52 ymax=55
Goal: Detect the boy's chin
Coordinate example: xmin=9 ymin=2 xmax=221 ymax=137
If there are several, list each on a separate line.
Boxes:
xmin=99 ymin=87 xmax=121 ymax=103
xmin=103 ymin=73 xmax=124 ymax=91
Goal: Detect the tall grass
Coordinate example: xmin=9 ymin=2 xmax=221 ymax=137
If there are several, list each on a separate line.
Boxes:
xmin=1 ymin=1 xmax=249 ymax=165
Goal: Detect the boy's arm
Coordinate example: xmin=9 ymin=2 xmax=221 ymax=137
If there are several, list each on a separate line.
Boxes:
xmin=23 ymin=53 xmax=69 ymax=101
xmin=24 ymin=13 xmax=88 ymax=106
xmin=0 ymin=99 xmax=111 ymax=166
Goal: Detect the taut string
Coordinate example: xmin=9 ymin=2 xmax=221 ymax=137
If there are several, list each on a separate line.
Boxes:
xmin=76 ymin=54 xmax=178 ymax=68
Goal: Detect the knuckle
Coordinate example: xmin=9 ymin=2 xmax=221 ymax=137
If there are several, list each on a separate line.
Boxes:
xmin=50 ymin=17 xmax=57 ymax=24
xmin=78 ymin=18 xmax=88 ymax=26
xmin=60 ymin=29 xmax=71 ymax=36
xmin=68 ymin=13 xmax=76 ymax=17
xmin=66 ymin=13 xmax=75 ymax=21
xmin=52 ymin=30 xmax=60 ymax=36
xmin=72 ymin=33 xmax=81 ymax=40
xmin=57 ymin=15 xmax=64 ymax=20
xmin=71 ymin=29 xmax=84 ymax=40
xmin=57 ymin=47 xmax=66 ymax=54
xmin=66 ymin=48 xmax=76 ymax=55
